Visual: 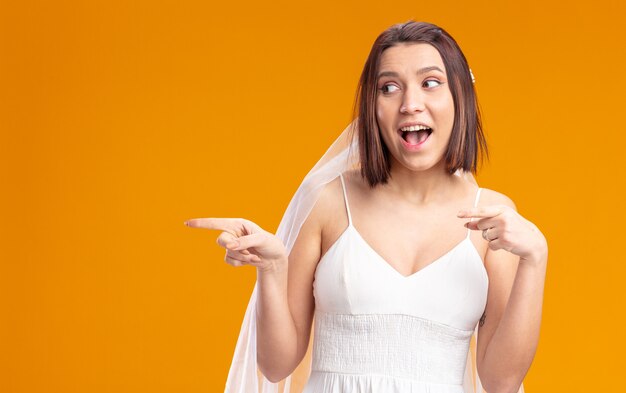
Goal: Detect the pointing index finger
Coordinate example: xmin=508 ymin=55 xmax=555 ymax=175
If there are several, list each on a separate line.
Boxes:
xmin=184 ymin=218 xmax=238 ymax=232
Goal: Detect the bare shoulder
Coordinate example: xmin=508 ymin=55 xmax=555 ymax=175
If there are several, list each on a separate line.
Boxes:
xmin=304 ymin=172 xmax=353 ymax=258
xmin=286 ymin=176 xmax=345 ymax=298
xmin=307 ymin=175 xmax=345 ymax=229
xmin=477 ymin=187 xmax=517 ymax=212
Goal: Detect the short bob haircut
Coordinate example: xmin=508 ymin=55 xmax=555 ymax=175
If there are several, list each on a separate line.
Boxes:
xmin=349 ymin=20 xmax=488 ymax=188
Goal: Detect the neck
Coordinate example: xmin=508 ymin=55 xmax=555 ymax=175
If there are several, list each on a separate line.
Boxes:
xmin=383 ymin=158 xmax=456 ymax=205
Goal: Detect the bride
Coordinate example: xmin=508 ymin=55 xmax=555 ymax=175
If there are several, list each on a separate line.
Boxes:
xmin=186 ymin=20 xmax=547 ymax=393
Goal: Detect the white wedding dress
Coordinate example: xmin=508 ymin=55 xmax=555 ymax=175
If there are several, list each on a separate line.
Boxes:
xmin=302 ymin=172 xmax=488 ymax=393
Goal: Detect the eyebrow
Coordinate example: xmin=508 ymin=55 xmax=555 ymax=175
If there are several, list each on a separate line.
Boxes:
xmin=377 ymin=66 xmax=444 ymax=79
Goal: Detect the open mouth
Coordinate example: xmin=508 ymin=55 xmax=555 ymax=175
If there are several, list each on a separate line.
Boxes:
xmin=398 ymin=127 xmax=433 ymax=145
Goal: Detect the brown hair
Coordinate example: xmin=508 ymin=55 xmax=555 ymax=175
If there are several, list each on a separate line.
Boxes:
xmin=349 ymin=20 xmax=488 ymax=187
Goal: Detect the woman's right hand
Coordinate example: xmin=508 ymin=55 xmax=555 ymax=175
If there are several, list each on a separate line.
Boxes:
xmin=184 ymin=217 xmax=288 ymax=272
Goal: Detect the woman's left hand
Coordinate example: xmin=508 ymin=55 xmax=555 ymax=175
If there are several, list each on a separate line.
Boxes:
xmin=457 ymin=206 xmax=548 ymax=264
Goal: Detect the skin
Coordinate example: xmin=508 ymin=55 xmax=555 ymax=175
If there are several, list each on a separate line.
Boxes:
xmin=185 ymin=43 xmax=548 ymax=391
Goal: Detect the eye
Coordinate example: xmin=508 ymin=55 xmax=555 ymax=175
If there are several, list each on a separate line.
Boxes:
xmin=379 ymin=84 xmax=399 ymax=94
xmin=423 ymin=79 xmax=442 ymax=88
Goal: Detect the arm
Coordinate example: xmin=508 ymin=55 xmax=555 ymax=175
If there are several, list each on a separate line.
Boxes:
xmin=464 ymin=193 xmax=548 ymax=393
xmin=256 ymin=211 xmax=321 ymax=382
xmin=256 ymin=182 xmax=337 ymax=382
xmin=185 ymin=184 xmax=335 ymax=383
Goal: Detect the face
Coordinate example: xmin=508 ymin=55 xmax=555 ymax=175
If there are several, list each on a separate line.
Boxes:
xmin=375 ymin=43 xmax=455 ymax=172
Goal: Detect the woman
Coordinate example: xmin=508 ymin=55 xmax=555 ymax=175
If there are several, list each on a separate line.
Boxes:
xmin=186 ymin=21 xmax=548 ymax=393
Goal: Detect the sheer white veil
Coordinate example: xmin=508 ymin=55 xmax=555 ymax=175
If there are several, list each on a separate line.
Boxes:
xmin=223 ymin=119 xmax=525 ymax=393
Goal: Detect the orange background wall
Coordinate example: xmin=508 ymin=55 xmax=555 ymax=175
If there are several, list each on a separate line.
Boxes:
xmin=1 ymin=1 xmax=624 ymax=392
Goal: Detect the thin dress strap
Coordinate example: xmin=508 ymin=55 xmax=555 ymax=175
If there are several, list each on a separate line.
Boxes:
xmin=338 ymin=173 xmax=353 ymax=227
xmin=466 ymin=187 xmax=482 ymax=239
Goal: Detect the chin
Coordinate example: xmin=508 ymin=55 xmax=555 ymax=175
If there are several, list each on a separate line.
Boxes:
xmin=393 ymin=152 xmax=447 ymax=173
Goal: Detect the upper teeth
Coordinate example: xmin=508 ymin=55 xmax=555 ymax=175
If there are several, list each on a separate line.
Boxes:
xmin=400 ymin=125 xmax=430 ymax=132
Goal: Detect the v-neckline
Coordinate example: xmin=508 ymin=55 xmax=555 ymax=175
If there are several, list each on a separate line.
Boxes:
xmin=348 ymin=224 xmax=479 ymax=279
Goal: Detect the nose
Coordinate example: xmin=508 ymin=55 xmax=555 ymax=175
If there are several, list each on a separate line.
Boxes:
xmin=399 ymin=86 xmax=426 ymax=114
